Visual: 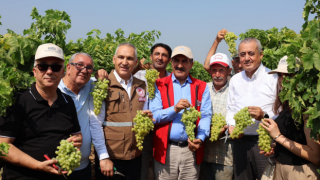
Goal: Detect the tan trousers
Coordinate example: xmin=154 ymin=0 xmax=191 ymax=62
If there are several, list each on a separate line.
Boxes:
xmin=154 ymin=144 xmax=200 ymax=180
xmin=273 ymin=160 xmax=320 ymax=180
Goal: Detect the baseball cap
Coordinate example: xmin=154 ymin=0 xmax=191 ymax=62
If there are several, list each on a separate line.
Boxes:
xmin=35 ymin=43 xmax=65 ymax=62
xmin=210 ymin=53 xmax=230 ymax=67
xmin=171 ymin=46 xmax=193 ymax=59
xmin=268 ymin=55 xmax=300 ymax=74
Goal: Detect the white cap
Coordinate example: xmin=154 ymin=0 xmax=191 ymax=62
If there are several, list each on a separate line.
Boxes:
xmin=268 ymin=55 xmax=300 ymax=74
xmin=210 ymin=53 xmax=230 ymax=67
xmin=35 ymin=43 xmax=64 ymax=62
xmin=171 ymin=46 xmax=193 ymax=59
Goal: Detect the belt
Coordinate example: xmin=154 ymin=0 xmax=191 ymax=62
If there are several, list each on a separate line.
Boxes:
xmin=242 ymin=135 xmax=259 ymax=141
xmin=169 ymin=140 xmax=188 ymax=147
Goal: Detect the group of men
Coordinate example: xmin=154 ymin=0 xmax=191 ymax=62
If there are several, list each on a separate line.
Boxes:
xmin=0 ymin=28 xmax=278 ymax=180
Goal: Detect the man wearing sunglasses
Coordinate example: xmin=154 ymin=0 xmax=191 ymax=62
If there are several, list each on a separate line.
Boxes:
xmin=0 ymin=43 xmax=82 ymax=180
xmin=58 ymin=52 xmax=111 ymax=180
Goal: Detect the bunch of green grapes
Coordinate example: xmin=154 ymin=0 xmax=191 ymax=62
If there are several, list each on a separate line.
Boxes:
xmin=53 ymin=140 xmax=82 ymax=176
xmin=257 ymin=120 xmax=272 ymax=152
xmin=209 ymin=113 xmax=227 ymax=142
xmin=91 ymin=79 xmax=109 ymax=115
xmin=230 ymin=107 xmax=254 ymax=139
xmin=181 ymin=107 xmax=201 ymax=141
xmin=145 ymin=69 xmax=159 ymax=99
xmin=225 ymin=32 xmax=238 ymax=57
xmin=132 ymin=110 xmax=154 ymax=151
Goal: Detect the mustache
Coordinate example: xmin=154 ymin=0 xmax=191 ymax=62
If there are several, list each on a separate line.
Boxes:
xmin=174 ymin=66 xmax=185 ymax=71
xmin=156 ymin=59 xmax=163 ymax=64
xmin=213 ymin=76 xmax=223 ymax=80
xmin=243 ymin=60 xmax=253 ymax=64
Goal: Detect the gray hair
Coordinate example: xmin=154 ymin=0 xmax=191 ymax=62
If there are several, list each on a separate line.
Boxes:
xmin=115 ymin=43 xmax=137 ymax=60
xmin=69 ymin=52 xmax=93 ymax=65
xmin=238 ymin=38 xmax=262 ymax=54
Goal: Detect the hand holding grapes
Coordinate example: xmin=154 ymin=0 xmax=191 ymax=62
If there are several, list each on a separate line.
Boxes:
xmin=259 ymin=142 xmax=276 ymax=157
xmin=260 ymin=118 xmax=281 ymax=139
xmin=141 ymin=110 xmax=155 ymax=121
xmin=248 ymin=106 xmax=264 ymax=120
xmin=187 ymin=138 xmax=202 ymax=152
xmin=38 ymin=159 xmax=68 ymax=175
xmin=174 ymin=99 xmax=191 ymax=113
xmin=216 ymin=29 xmax=228 ymax=43
xmin=95 ymin=69 xmax=109 ymax=81
xmin=67 ymin=133 xmax=82 ymax=148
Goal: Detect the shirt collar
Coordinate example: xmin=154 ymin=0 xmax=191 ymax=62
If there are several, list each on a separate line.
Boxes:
xmin=171 ymin=73 xmax=192 ymax=85
xmin=113 ymin=70 xmax=133 ymax=85
xmin=244 ymin=63 xmax=264 ymax=80
xmin=29 ymin=82 xmax=68 ymax=106
xmin=213 ymin=80 xmax=229 ymax=93
xmin=59 ymin=78 xmax=89 ymax=96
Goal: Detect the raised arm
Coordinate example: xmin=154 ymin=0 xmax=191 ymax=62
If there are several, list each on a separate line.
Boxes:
xmin=204 ymin=29 xmax=228 ymax=73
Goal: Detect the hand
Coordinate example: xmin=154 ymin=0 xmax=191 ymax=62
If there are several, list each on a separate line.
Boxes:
xmin=259 ymin=142 xmax=276 ymax=156
xmin=248 ymin=106 xmax=264 ymax=120
xmin=67 ymin=133 xmax=82 ymax=148
xmin=95 ymin=69 xmax=109 ymax=81
xmin=141 ymin=110 xmax=155 ymax=121
xmin=174 ymin=99 xmax=191 ymax=113
xmin=228 ymin=125 xmax=244 ymax=138
xmin=100 ymin=158 xmax=114 ymax=177
xmin=138 ymin=58 xmax=151 ymax=70
xmin=260 ymin=118 xmax=281 ymax=139
xmin=37 ymin=159 xmax=68 ymax=175
xmin=218 ymin=125 xmax=228 ymax=138
xmin=187 ymin=138 xmax=202 ymax=152
xmin=216 ymin=29 xmax=228 ymax=43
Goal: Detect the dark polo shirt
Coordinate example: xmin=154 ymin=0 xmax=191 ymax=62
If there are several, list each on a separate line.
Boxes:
xmin=0 ymin=82 xmax=81 ymax=180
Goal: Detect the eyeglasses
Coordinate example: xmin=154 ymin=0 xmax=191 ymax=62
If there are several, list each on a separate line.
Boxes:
xmin=70 ymin=63 xmax=95 ymax=73
xmin=36 ymin=64 xmax=63 ymax=72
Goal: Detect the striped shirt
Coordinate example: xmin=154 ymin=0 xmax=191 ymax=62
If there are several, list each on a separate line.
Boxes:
xmin=203 ymin=81 xmax=233 ymax=166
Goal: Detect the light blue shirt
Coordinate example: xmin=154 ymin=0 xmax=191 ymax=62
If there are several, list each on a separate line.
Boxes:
xmin=149 ymin=74 xmax=212 ymax=142
xmin=58 ymin=78 xmax=94 ymax=170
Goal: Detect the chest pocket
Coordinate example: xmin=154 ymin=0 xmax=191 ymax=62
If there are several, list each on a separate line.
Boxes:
xmin=106 ymin=91 xmax=126 ymax=113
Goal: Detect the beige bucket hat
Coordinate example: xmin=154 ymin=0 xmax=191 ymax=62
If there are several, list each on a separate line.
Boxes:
xmin=268 ymin=55 xmax=300 ymax=74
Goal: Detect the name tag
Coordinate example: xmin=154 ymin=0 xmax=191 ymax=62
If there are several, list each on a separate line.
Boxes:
xmin=139 ymin=97 xmax=146 ymax=102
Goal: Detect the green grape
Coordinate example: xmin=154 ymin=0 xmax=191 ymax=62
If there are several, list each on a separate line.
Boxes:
xmin=91 ymin=79 xmax=109 ymax=115
xmin=257 ymin=119 xmax=272 ymax=153
xmin=209 ymin=113 xmax=227 ymax=142
xmin=53 ymin=139 xmax=82 ymax=176
xmin=132 ymin=110 xmax=154 ymax=151
xmin=181 ymin=106 xmax=201 ymax=141
xmin=145 ymin=69 xmax=159 ymax=99
xmin=230 ymin=107 xmax=254 ymax=139
xmin=225 ymin=32 xmax=238 ymax=57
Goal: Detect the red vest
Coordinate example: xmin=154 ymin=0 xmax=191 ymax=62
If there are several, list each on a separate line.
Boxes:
xmin=153 ymin=73 xmax=207 ymax=164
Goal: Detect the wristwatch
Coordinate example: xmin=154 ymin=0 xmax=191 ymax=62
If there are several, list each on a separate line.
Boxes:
xmin=263 ymin=111 xmax=269 ymax=118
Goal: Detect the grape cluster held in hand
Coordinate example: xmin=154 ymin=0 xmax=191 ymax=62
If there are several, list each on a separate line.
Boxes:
xmin=225 ymin=32 xmax=238 ymax=57
xmin=53 ymin=140 xmax=82 ymax=176
xmin=132 ymin=110 xmax=154 ymax=151
xmin=145 ymin=69 xmax=159 ymax=99
xmin=230 ymin=107 xmax=254 ymax=139
xmin=257 ymin=119 xmax=272 ymax=153
xmin=181 ymin=106 xmax=201 ymax=141
xmin=91 ymin=79 xmax=109 ymax=115
xmin=209 ymin=113 xmax=227 ymax=142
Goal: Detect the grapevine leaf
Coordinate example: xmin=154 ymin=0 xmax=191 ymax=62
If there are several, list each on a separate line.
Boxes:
xmin=312 ymin=53 xmax=320 ymax=71
xmin=0 ymin=142 xmax=10 ymax=156
xmin=301 ymin=48 xmax=314 ymax=70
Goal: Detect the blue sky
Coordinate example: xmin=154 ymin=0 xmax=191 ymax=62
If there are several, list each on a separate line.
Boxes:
xmin=0 ymin=0 xmax=307 ymax=64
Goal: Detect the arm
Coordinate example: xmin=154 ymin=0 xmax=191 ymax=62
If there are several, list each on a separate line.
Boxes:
xmin=204 ymin=29 xmax=228 ymax=73
xmin=0 ymin=137 xmax=64 ymax=174
xmin=149 ymin=84 xmax=178 ymax=125
xmin=132 ymin=58 xmax=150 ymax=75
xmin=95 ymin=69 xmax=109 ymax=81
xmin=261 ymin=118 xmax=320 ymax=165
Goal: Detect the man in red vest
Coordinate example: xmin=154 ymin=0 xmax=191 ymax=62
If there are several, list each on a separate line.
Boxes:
xmin=149 ymin=46 xmax=212 ymax=179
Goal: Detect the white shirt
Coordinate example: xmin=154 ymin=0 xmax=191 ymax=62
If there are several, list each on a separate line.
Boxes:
xmin=226 ymin=63 xmax=278 ymax=135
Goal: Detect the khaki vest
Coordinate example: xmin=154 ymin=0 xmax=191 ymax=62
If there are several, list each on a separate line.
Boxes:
xmin=103 ymin=70 xmax=147 ymax=160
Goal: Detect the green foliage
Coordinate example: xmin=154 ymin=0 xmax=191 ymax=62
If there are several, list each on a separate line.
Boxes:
xmin=166 ymin=61 xmax=212 ymax=82
xmin=0 ymin=7 xmax=160 ymax=116
xmin=302 ymin=0 xmax=320 ymax=30
xmin=239 ymin=27 xmax=299 ymax=70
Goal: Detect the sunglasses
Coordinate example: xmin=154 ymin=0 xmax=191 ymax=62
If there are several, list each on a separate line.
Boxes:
xmin=36 ymin=64 xmax=63 ymax=72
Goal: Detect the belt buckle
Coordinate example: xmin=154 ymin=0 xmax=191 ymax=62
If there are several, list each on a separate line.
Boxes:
xmin=177 ymin=142 xmax=182 ymax=146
